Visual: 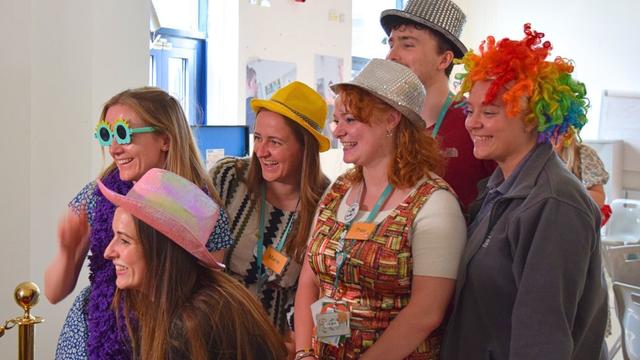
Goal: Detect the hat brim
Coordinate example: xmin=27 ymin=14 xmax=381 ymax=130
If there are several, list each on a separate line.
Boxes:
xmin=380 ymin=10 xmax=467 ymax=59
xmin=331 ymin=83 xmax=426 ymax=129
xmin=251 ymin=98 xmax=331 ymax=152
xmin=96 ymin=180 xmax=224 ymax=270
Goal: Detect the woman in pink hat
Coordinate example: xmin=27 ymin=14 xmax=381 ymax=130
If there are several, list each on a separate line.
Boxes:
xmin=294 ymin=59 xmax=466 ymax=360
xmin=45 ymin=87 xmax=234 ymax=359
xmin=99 ymin=168 xmax=287 ymax=360
xmin=210 ymin=80 xmax=330 ymax=351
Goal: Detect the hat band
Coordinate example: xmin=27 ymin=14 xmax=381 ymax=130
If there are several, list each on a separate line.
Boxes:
xmin=272 ymin=99 xmax=322 ymax=132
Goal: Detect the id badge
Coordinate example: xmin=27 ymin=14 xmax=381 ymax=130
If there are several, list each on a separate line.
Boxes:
xmin=263 ymin=247 xmax=289 ymax=275
xmin=345 ymin=222 xmax=376 ymax=240
xmin=311 ymin=297 xmax=351 ymax=345
xmin=316 ymin=302 xmax=350 ymax=338
xmin=316 ymin=311 xmax=351 ymax=338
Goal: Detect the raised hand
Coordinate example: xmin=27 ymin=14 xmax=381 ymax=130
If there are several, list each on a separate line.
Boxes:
xmin=57 ymin=208 xmax=90 ymax=254
xmin=45 ymin=208 xmax=91 ymax=303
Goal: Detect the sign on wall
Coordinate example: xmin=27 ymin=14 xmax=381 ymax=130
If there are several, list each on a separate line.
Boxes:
xmin=246 ymin=59 xmax=297 ymax=133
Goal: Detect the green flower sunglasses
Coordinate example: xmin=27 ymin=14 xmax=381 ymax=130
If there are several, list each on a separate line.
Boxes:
xmin=94 ymin=118 xmax=156 ymax=147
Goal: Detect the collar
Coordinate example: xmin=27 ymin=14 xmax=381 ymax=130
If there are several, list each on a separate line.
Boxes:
xmin=493 ymin=142 xmax=556 ymax=199
xmin=485 ymin=144 xmax=536 ymax=196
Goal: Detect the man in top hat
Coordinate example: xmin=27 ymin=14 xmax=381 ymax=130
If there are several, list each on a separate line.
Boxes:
xmin=381 ymin=0 xmax=496 ymax=211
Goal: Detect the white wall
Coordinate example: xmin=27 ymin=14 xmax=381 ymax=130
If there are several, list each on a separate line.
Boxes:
xmin=208 ymin=0 xmax=352 ymax=125
xmin=0 ymin=0 xmax=31 ymax=354
xmin=0 ymin=0 xmax=149 ymax=358
xmin=455 ymin=0 xmax=640 ymax=195
xmin=454 ymin=0 xmax=640 ymax=141
xmin=207 ymin=0 xmax=353 ymax=179
xmin=239 ymin=0 xmax=352 ymax=123
xmin=206 ymin=0 xmax=240 ymax=124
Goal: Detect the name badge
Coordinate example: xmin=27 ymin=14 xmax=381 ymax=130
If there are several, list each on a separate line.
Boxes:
xmin=345 ymin=222 xmax=376 ymax=240
xmin=311 ymin=297 xmax=350 ymax=346
xmin=442 ymin=147 xmax=459 ymax=158
xmin=316 ymin=311 xmax=351 ymax=338
xmin=263 ymin=247 xmax=289 ymax=275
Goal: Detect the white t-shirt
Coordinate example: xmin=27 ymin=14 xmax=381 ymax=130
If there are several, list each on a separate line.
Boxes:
xmin=335 ymin=184 xmax=466 ymax=279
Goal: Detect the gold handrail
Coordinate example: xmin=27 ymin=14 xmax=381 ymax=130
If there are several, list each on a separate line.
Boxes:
xmin=0 ymin=282 xmax=45 ymax=360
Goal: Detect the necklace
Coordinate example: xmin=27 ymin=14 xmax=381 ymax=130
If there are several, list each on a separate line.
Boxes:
xmin=431 ymin=92 xmax=454 ymax=138
xmin=255 ymin=184 xmax=300 ymax=290
xmin=332 ymin=182 xmax=394 ymax=294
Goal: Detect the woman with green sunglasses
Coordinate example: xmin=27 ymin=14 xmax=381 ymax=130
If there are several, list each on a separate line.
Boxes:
xmin=44 ymin=87 xmax=234 ymax=359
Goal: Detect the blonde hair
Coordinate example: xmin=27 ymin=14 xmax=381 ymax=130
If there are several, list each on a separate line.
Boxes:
xmin=98 ymin=87 xmax=220 ymax=203
xmin=558 ymin=138 xmax=582 ymax=180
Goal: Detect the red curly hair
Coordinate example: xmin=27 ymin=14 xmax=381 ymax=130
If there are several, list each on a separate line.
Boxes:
xmin=338 ymin=86 xmax=444 ymax=188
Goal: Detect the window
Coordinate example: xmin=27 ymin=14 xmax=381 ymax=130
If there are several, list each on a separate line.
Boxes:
xmin=150 ymin=0 xmax=207 ymax=124
xmin=352 ymin=0 xmax=404 ymax=75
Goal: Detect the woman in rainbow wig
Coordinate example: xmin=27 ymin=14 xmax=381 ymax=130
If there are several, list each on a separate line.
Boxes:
xmin=440 ymin=24 xmax=608 ymax=359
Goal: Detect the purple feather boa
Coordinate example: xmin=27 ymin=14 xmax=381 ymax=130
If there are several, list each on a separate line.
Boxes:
xmin=87 ymin=169 xmax=133 ymax=359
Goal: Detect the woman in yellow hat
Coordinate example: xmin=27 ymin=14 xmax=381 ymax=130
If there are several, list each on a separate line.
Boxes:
xmin=210 ymin=81 xmax=330 ymax=351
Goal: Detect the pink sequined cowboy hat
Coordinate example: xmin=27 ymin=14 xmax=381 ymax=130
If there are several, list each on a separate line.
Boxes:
xmin=97 ymin=168 xmax=224 ymax=269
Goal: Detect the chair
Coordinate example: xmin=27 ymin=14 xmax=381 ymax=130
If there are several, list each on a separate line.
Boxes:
xmin=603 ymin=199 xmax=640 ymax=246
xmin=602 ymin=235 xmax=640 ymax=359
xmin=602 ymin=242 xmax=640 ymax=359
xmin=612 ymin=282 xmax=640 ymax=360
xmin=602 ymin=245 xmax=640 ymax=286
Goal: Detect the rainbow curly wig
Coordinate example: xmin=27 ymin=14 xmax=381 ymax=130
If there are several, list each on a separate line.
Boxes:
xmin=455 ymin=23 xmax=589 ymax=143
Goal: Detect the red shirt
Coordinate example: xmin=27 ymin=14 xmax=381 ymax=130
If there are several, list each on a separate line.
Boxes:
xmin=428 ymin=102 xmax=497 ymax=210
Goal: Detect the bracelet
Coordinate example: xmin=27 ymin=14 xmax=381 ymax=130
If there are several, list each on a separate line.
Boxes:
xmin=294 ymin=349 xmax=317 ymax=360
xmin=294 ymin=353 xmax=315 ymax=360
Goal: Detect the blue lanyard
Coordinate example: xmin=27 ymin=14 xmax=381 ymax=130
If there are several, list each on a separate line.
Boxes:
xmin=256 ymin=185 xmax=298 ymax=285
xmin=332 ymin=182 xmax=394 ymax=292
xmin=431 ymin=92 xmax=454 ymax=138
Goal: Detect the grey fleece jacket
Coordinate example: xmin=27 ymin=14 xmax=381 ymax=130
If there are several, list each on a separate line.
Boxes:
xmin=441 ymin=142 xmax=608 ymax=360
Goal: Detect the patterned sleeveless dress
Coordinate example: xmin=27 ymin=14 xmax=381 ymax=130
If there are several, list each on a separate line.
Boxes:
xmin=308 ymin=175 xmax=451 ymax=359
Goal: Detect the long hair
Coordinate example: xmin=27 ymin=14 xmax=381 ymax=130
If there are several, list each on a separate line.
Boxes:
xmin=338 ymin=86 xmax=444 ymax=188
xmin=114 ymin=219 xmax=287 ymax=360
xmin=245 ymin=114 xmax=329 ymax=262
xmin=557 ymin=131 xmax=583 ymax=180
xmin=455 ymin=23 xmax=589 ymax=144
xmin=98 ymin=87 xmax=220 ymax=203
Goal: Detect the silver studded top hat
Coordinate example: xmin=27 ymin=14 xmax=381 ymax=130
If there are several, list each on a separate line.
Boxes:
xmin=330 ymin=59 xmax=426 ymax=129
xmin=381 ymin=0 xmax=467 ymax=58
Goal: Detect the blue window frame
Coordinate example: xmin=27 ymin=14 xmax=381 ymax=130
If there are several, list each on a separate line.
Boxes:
xmin=150 ymin=28 xmax=206 ymax=124
xmin=150 ymin=0 xmax=208 ymax=125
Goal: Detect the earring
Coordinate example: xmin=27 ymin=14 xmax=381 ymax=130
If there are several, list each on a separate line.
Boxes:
xmin=385 ymin=129 xmax=393 ymax=137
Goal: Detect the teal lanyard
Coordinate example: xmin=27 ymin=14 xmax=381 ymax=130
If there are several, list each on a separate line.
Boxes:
xmin=363 ymin=184 xmax=394 ymax=223
xmin=431 ymin=92 xmax=454 ymax=138
xmin=332 ymin=182 xmax=394 ymax=292
xmin=256 ymin=185 xmax=298 ymax=287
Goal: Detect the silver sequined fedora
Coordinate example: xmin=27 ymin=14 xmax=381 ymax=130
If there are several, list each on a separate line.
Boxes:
xmin=330 ymin=59 xmax=426 ymax=129
xmin=380 ymin=0 xmax=467 ymax=58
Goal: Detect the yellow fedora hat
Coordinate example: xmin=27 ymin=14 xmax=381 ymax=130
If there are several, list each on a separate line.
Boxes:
xmin=251 ymin=81 xmax=330 ymax=152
